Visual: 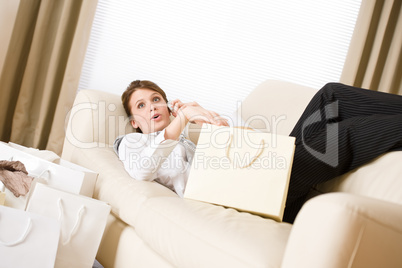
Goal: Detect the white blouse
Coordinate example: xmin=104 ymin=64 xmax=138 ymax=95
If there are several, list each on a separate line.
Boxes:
xmin=115 ymin=129 xmax=195 ymax=197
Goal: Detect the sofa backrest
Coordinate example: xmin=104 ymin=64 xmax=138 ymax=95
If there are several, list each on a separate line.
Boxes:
xmin=62 ymin=89 xmax=134 ymax=160
xmin=237 ymin=80 xmax=318 ymax=135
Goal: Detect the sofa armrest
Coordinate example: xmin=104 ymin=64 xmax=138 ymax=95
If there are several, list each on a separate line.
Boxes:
xmin=281 ymin=193 xmax=402 ymax=268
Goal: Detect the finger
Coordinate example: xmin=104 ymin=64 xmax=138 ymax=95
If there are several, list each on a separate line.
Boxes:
xmin=171 ymin=99 xmax=184 ymax=109
xmin=212 ymin=118 xmax=229 ymax=126
xmin=187 ymin=101 xmax=199 ymax=107
xmin=215 ymin=118 xmax=229 ymax=126
xmin=174 ymin=103 xmax=180 ymax=113
xmin=170 ymin=99 xmax=181 ymax=105
xmin=189 ymin=114 xmax=212 ymax=125
xmin=207 ymin=110 xmax=230 ymax=126
xmin=180 ymin=101 xmax=199 ymax=109
xmin=206 ymin=112 xmax=229 ymax=127
xmin=203 ymin=111 xmax=225 ymax=126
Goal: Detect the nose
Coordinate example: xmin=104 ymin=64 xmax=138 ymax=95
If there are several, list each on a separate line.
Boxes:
xmin=150 ymin=103 xmax=157 ymax=111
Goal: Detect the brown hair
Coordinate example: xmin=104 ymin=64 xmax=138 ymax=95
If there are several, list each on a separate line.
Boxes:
xmin=122 ymin=80 xmax=169 ymax=133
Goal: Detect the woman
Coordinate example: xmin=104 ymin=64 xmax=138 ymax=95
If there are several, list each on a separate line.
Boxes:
xmin=114 ymin=80 xmax=228 ymax=198
xmin=115 ymin=80 xmax=402 ymax=223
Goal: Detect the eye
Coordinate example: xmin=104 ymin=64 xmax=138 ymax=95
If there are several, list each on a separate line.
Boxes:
xmin=137 ymin=102 xmax=145 ymax=109
xmin=153 ymin=97 xmax=160 ymax=102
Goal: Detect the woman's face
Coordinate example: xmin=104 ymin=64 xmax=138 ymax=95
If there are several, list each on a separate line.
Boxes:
xmin=129 ymin=88 xmax=171 ymax=134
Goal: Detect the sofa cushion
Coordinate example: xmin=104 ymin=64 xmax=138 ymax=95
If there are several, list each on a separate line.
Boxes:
xmin=66 ymin=145 xmax=177 ymax=226
xmin=135 ymin=196 xmax=292 ymax=268
xmin=316 ymin=151 xmax=402 ymax=206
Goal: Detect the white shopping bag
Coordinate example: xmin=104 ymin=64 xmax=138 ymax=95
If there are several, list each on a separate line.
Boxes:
xmin=26 ymin=183 xmax=111 ymax=268
xmin=0 ymin=180 xmax=29 ymax=210
xmin=0 ymin=205 xmax=60 ymax=268
xmin=0 ymin=190 xmax=5 ymax=205
xmin=0 ymin=143 xmax=98 ymax=210
xmin=0 ymin=167 xmax=55 ymax=210
xmin=7 ymin=142 xmax=99 ymax=197
xmin=184 ymin=125 xmax=296 ymax=221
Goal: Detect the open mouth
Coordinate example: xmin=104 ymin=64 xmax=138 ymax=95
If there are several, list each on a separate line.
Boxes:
xmin=152 ymin=114 xmax=160 ymax=120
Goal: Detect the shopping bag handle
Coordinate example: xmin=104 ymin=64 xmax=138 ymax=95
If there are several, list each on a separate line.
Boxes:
xmin=7 ymin=157 xmax=50 ymax=180
xmin=225 ymin=134 xmax=265 ymax=168
xmin=36 ymin=169 xmax=50 ymax=180
xmin=57 ymin=198 xmax=86 ymax=245
xmin=0 ymin=216 xmax=32 ymax=247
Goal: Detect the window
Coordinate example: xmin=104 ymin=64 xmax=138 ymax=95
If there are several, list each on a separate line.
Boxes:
xmin=79 ymin=0 xmax=362 ymax=116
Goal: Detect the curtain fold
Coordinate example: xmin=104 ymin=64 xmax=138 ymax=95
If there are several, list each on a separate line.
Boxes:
xmin=341 ymin=0 xmax=402 ymax=95
xmin=0 ymin=0 xmax=98 ymax=155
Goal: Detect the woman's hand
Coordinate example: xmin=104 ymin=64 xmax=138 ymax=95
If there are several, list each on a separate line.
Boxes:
xmin=164 ymin=99 xmax=229 ymax=141
xmin=170 ymin=99 xmax=229 ymax=127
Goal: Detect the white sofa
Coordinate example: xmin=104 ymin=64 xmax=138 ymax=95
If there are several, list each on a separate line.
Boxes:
xmin=62 ymin=80 xmax=402 ymax=268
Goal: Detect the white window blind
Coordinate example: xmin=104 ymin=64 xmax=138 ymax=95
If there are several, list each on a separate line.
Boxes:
xmin=79 ymin=0 xmax=362 ymax=116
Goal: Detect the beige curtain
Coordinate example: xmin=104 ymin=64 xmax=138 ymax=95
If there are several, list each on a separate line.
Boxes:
xmin=0 ymin=0 xmax=98 ymax=155
xmin=341 ymin=0 xmax=401 ymax=95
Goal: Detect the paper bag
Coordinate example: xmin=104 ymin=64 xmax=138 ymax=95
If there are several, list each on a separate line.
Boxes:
xmin=0 ymin=143 xmax=98 ymax=210
xmin=57 ymin=158 xmax=98 ymax=197
xmin=0 ymin=190 xmax=5 ymax=205
xmin=0 ymin=205 xmax=60 ymax=268
xmin=6 ymin=143 xmax=98 ymax=196
xmin=26 ymin=183 xmax=111 ymax=268
xmin=0 ymin=168 xmax=52 ymax=210
xmin=184 ymin=125 xmax=296 ymax=221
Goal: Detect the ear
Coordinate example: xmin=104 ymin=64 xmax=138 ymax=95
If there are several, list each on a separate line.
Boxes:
xmin=130 ymin=119 xmax=139 ymax=129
